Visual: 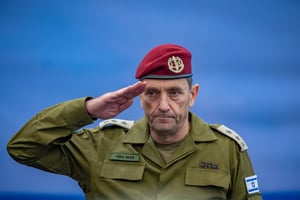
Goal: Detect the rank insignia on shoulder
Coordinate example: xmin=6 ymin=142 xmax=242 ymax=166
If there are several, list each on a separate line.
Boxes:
xmin=210 ymin=124 xmax=248 ymax=151
xmin=99 ymin=119 xmax=135 ymax=130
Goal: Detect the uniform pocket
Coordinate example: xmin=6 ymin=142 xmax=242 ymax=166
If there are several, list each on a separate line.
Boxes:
xmin=185 ymin=168 xmax=230 ymax=190
xmin=100 ymin=160 xmax=146 ymax=181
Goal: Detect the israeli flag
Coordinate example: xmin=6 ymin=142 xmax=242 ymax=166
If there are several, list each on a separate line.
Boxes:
xmin=245 ymin=175 xmax=259 ymax=194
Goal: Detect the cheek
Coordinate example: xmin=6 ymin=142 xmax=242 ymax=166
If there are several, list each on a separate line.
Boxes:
xmin=177 ymin=97 xmax=191 ymax=107
xmin=170 ymin=100 xmax=188 ymax=113
xmin=173 ymin=99 xmax=191 ymax=115
xmin=141 ymin=99 xmax=153 ymax=111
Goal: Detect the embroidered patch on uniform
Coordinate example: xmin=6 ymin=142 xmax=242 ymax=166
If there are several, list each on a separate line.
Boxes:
xmin=110 ymin=153 xmax=140 ymax=162
xmin=245 ymin=175 xmax=259 ymax=194
xmin=200 ymin=161 xmax=219 ymax=170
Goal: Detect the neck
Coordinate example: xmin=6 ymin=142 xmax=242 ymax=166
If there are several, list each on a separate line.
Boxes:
xmin=150 ymin=121 xmax=190 ymax=145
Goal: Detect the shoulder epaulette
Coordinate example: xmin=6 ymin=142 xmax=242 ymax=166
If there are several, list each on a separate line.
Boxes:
xmin=210 ymin=124 xmax=248 ymax=151
xmin=99 ymin=119 xmax=135 ymax=130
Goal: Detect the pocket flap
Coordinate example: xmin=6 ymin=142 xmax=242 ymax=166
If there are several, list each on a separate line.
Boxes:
xmin=100 ymin=160 xmax=145 ymax=181
xmin=185 ymin=168 xmax=230 ymax=190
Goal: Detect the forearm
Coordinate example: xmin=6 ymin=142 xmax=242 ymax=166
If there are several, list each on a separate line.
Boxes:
xmin=7 ymin=97 xmax=94 ymax=164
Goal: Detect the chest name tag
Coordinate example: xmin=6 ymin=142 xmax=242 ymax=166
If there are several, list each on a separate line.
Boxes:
xmin=110 ymin=153 xmax=140 ymax=162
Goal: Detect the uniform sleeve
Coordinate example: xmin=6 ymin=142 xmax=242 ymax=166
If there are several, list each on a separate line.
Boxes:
xmin=6 ymin=98 xmax=95 ymax=176
xmin=229 ymin=149 xmax=262 ymax=200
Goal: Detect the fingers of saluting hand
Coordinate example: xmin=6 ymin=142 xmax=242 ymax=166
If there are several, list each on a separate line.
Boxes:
xmin=105 ymin=81 xmax=146 ymax=113
xmin=114 ymin=81 xmax=147 ymax=101
xmin=86 ymin=81 xmax=147 ymax=119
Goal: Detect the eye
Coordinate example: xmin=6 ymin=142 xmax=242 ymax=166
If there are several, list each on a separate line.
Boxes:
xmin=169 ymin=89 xmax=182 ymax=97
xmin=171 ymin=90 xmax=179 ymax=95
xmin=145 ymin=89 xmax=159 ymax=98
xmin=170 ymin=89 xmax=180 ymax=95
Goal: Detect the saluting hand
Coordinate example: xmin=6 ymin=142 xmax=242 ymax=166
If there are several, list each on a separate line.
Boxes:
xmin=85 ymin=81 xmax=147 ymax=119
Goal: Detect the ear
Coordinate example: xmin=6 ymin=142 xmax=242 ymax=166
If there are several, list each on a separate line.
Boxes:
xmin=189 ymin=84 xmax=199 ymax=107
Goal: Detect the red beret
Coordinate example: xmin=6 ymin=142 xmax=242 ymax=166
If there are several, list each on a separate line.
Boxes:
xmin=135 ymin=44 xmax=192 ymax=80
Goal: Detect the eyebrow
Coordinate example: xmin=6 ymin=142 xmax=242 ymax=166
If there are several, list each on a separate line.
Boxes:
xmin=145 ymin=85 xmax=185 ymax=92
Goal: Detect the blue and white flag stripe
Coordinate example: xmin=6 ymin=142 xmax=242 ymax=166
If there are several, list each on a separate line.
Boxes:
xmin=245 ymin=175 xmax=259 ymax=194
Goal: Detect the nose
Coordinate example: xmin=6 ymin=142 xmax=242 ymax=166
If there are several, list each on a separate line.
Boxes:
xmin=158 ymin=94 xmax=170 ymax=112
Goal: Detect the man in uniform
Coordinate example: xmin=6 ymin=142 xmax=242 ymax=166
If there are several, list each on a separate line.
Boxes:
xmin=7 ymin=44 xmax=262 ymax=199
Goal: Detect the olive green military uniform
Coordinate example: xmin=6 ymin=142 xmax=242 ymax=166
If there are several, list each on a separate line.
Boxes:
xmin=7 ymin=98 xmax=262 ymax=200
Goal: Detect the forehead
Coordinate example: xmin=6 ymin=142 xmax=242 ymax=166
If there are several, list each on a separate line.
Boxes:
xmin=143 ymin=78 xmax=189 ymax=89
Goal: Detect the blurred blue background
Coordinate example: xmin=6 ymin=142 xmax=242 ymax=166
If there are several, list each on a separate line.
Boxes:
xmin=1 ymin=0 xmax=299 ymax=199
